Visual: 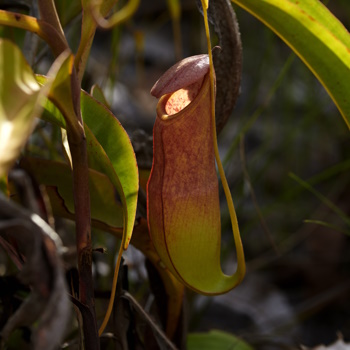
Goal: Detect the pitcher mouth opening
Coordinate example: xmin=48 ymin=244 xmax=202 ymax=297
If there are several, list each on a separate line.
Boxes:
xmin=156 ymin=73 xmax=210 ymax=122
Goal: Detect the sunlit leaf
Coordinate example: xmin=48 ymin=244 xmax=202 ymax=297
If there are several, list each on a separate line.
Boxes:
xmin=81 ymin=93 xmax=138 ymax=248
xmin=0 ymin=39 xmax=41 ymax=177
xmin=45 ymin=53 xmax=81 ymax=135
xmin=37 ymin=76 xmax=138 ymax=249
xmin=231 ymin=0 xmax=350 ymax=129
xmin=0 ymin=39 xmax=67 ymax=177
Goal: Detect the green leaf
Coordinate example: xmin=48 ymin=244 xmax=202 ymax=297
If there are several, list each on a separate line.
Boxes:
xmin=39 ymin=90 xmax=66 ymax=128
xmin=91 ymin=84 xmax=110 ymax=109
xmin=75 ymin=0 xmax=117 ymax=81
xmin=81 ymin=92 xmax=138 ymax=249
xmin=231 ymin=0 xmax=350 ymax=129
xmin=187 ymin=330 xmax=253 ymax=350
xmin=0 ymin=39 xmax=43 ymax=177
xmin=37 ymin=77 xmax=138 ymax=249
xmin=20 ymin=157 xmax=124 ymax=229
xmin=44 ymin=52 xmax=81 ymax=135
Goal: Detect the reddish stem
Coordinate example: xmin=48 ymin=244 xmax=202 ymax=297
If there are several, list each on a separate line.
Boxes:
xmin=69 ymin=70 xmax=100 ymax=349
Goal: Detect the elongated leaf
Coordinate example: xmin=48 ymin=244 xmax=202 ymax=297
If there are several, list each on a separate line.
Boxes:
xmin=0 ymin=39 xmax=69 ymax=177
xmin=37 ymin=76 xmax=138 ymax=249
xmin=81 ymin=92 xmax=138 ymax=248
xmin=20 ymin=157 xmax=124 ymax=228
xmin=187 ymin=330 xmax=253 ymax=350
xmin=75 ymin=0 xmax=118 ymax=81
xmin=231 ymin=0 xmax=350 ymax=129
xmin=0 ymin=39 xmax=41 ymax=177
xmin=45 ymin=52 xmax=83 ymax=136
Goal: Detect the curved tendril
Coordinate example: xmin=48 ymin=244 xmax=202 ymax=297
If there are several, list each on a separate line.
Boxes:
xmin=91 ymin=0 xmax=140 ymax=30
xmin=200 ymin=0 xmax=246 ymax=283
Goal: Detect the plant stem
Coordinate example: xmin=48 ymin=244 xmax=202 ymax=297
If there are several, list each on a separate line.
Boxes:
xmin=69 ymin=69 xmax=100 ymax=348
xmin=68 ymin=132 xmax=100 ymax=349
xmin=74 ymin=10 xmax=97 ymax=84
xmin=37 ymin=0 xmax=67 ymax=41
xmin=0 ymin=10 xmax=68 ymax=56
